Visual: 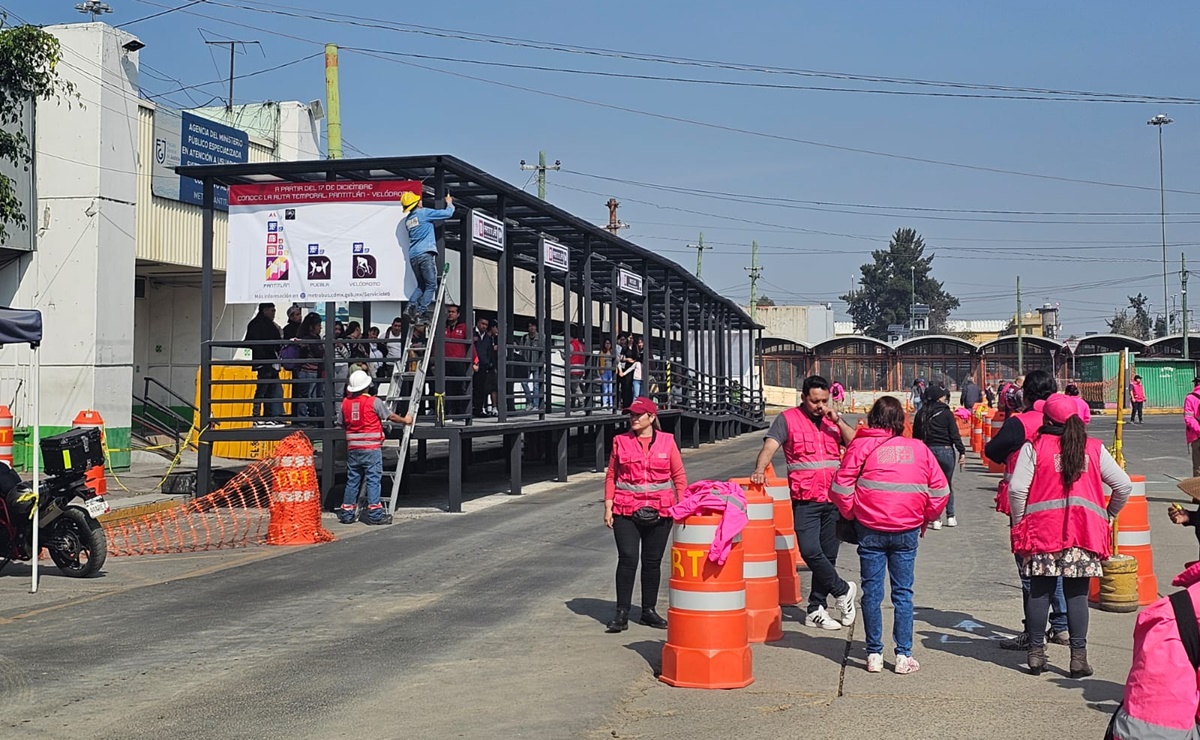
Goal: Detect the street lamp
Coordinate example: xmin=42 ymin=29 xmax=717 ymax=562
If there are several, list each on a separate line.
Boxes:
xmin=1149 ymin=113 xmax=1174 ymax=334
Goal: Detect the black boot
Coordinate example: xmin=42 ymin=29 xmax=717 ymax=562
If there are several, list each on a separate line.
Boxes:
xmin=1027 ymin=645 xmax=1047 ymax=676
xmin=1069 ymin=648 xmax=1093 ymax=679
xmin=639 ymin=607 xmax=667 ymax=629
xmin=605 ymin=608 xmax=629 ymax=633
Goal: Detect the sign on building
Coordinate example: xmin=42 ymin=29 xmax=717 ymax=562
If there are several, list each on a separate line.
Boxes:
xmin=617 ymin=268 xmax=644 ymax=296
xmin=225 ymin=180 xmax=422 ymax=304
xmin=543 ymin=239 xmax=569 ymax=272
xmin=152 ymin=108 xmax=249 ymax=211
xmin=470 ymin=210 xmax=505 ymax=252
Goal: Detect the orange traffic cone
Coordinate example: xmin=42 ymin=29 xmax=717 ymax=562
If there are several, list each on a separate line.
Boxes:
xmin=730 ymin=479 xmax=783 ymax=642
xmin=660 ymin=514 xmax=754 ymax=689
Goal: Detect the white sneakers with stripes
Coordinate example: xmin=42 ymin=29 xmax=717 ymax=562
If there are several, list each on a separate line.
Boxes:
xmin=805 ymin=606 xmax=842 ymax=631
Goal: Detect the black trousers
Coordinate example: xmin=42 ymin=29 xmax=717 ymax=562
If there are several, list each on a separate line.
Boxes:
xmin=1131 ymin=401 xmax=1144 ymax=423
xmin=612 ymin=515 xmax=673 ymax=611
xmin=793 ymin=500 xmax=850 ymax=613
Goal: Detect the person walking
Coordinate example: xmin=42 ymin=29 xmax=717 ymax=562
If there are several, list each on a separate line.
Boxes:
xmin=1186 ymin=377 xmax=1200 ymax=477
xmin=830 ymin=380 xmax=845 ymax=413
xmin=911 ymin=378 xmax=926 ymax=413
xmin=985 ymin=369 xmax=1070 ymax=651
xmin=243 ymin=303 xmax=283 ymax=425
xmin=336 ymin=370 xmax=413 ymax=526
xmin=751 ymin=375 xmax=858 ymax=631
xmin=399 ymin=191 xmax=454 ymax=325
xmin=602 ymin=397 xmax=688 ymax=633
xmin=1130 ymin=374 xmax=1147 ymax=425
xmin=913 ymin=384 xmax=965 ymax=529
xmin=832 ymin=396 xmax=949 ymax=675
xmin=1009 ymin=393 xmax=1132 ymax=677
xmin=1063 ymin=384 xmax=1091 ymax=425
xmin=960 ymin=377 xmax=982 ymax=409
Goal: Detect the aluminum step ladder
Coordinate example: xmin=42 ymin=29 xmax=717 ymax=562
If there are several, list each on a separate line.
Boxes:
xmin=383 ymin=262 xmax=451 ymax=515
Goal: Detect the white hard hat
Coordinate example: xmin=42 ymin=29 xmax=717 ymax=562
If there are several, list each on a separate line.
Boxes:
xmin=347 ymin=370 xmax=373 ymax=393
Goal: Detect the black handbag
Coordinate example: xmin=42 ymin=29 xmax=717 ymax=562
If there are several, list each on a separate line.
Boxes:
xmin=631 ymin=506 xmax=662 ymax=525
xmin=835 ymin=516 xmax=859 ymax=545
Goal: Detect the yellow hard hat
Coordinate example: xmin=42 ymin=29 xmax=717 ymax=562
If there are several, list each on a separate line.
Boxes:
xmin=400 ymin=191 xmax=422 ymax=210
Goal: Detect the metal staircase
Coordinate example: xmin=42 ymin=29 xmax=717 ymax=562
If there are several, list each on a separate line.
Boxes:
xmin=383 ymin=262 xmax=451 ymax=515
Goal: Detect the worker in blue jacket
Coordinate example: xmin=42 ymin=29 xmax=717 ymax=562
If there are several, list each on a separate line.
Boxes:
xmin=399 ymin=191 xmax=455 ymax=324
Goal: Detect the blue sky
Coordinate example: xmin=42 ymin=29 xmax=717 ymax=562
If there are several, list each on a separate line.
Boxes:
xmin=9 ymin=0 xmax=1200 ymax=334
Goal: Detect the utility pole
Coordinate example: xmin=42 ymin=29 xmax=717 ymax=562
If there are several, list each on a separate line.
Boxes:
xmin=1017 ymin=275 xmax=1024 ymax=372
xmin=604 ymin=198 xmax=629 ymax=235
xmin=1149 ymin=114 xmax=1174 ymax=334
xmin=519 ymin=151 xmax=560 ymax=200
xmin=325 ymin=44 xmax=342 ymax=159
xmin=746 ymin=241 xmax=763 ymax=321
xmin=910 ymin=265 xmax=916 ymax=335
xmin=1184 ymin=253 xmax=1190 ymax=360
xmin=203 ymin=39 xmax=261 ymax=113
xmin=691 ymin=232 xmax=708 ymax=278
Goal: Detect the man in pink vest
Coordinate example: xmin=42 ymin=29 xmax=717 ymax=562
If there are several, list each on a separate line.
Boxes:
xmin=752 ymin=375 xmax=857 ymax=631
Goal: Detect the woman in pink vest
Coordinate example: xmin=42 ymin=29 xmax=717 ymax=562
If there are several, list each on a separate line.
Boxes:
xmin=1130 ymin=374 xmax=1146 ymax=425
xmin=602 ymin=397 xmax=688 ymax=633
xmin=832 ymin=396 xmax=948 ymax=675
xmin=1008 ymin=393 xmax=1132 ymax=677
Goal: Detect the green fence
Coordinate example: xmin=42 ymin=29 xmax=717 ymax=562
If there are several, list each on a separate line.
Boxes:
xmin=1075 ymin=352 xmax=1197 ymax=409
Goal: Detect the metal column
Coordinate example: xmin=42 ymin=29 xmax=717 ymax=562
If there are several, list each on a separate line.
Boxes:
xmin=536 ymin=236 xmax=548 ymax=420
xmin=496 ymin=195 xmax=511 ymax=421
xmin=583 ymin=237 xmax=593 ymax=416
xmin=197 ymin=178 xmax=215 ymax=497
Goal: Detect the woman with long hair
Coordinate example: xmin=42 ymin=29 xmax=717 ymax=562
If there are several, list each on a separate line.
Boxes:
xmin=599 ymin=338 xmax=616 ymax=408
xmin=295 ymin=312 xmax=324 ymax=421
xmin=912 ymin=384 xmax=965 ymax=529
xmin=602 ymin=397 xmax=688 ymax=633
xmin=832 ymin=396 xmax=949 ymax=674
xmin=1008 ymin=394 xmax=1131 ymax=677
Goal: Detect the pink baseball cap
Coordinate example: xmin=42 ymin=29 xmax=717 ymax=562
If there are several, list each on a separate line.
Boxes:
xmin=1034 ymin=393 xmax=1079 ymax=424
xmin=625 ymin=397 xmax=658 ymax=416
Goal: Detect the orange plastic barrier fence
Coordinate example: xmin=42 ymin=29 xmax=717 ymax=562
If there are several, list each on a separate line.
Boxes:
xmin=106 ymin=432 xmax=333 ymax=555
xmin=764 ymin=475 xmax=802 ymax=604
xmin=1090 ymin=475 xmax=1158 ymax=606
xmin=660 ymin=513 xmax=754 ymax=689
xmin=730 ymin=479 xmax=783 ymax=643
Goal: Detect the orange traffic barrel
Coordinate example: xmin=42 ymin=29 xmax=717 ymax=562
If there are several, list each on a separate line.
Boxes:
xmin=72 ymin=410 xmax=107 ymax=496
xmin=660 ymin=513 xmax=754 ymax=689
xmin=730 ymin=479 xmax=783 ymax=642
xmin=763 ymin=462 xmax=776 ymax=478
xmin=902 ymin=414 xmax=914 ymax=439
xmin=0 ymin=405 xmax=13 ymax=469
xmin=985 ymin=412 xmax=1006 ymax=473
xmin=970 ymin=407 xmax=984 ymax=454
xmin=1089 ymin=474 xmax=1157 ymax=606
xmin=765 ymin=475 xmax=802 ymax=605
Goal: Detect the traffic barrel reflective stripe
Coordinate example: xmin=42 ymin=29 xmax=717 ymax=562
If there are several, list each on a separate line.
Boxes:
xmin=729 ymin=479 xmax=783 ymax=643
xmin=0 ymin=405 xmax=13 ymax=470
xmin=766 ymin=475 xmax=803 ymax=603
xmin=660 ymin=512 xmax=753 ymax=690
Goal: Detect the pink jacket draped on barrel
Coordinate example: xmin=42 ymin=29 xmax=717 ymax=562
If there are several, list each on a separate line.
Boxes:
xmin=667 ymin=481 xmax=748 ymax=565
xmin=829 ymin=428 xmax=949 ymax=533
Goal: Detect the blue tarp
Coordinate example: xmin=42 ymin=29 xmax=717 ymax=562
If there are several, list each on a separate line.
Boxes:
xmin=0 ymin=307 xmax=42 ymax=347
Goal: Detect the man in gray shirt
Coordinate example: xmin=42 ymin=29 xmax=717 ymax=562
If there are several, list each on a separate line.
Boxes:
xmin=517 ymin=319 xmax=544 ymax=410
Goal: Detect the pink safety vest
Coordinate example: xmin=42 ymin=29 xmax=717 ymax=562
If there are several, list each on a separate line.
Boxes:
xmin=995 ymin=411 xmax=1044 ymax=515
xmin=782 ymin=406 xmax=842 ymax=503
xmin=343 ymin=395 xmax=384 ymax=450
xmin=610 ymin=431 xmax=678 ymax=516
xmin=1010 ymin=434 xmax=1111 ymax=558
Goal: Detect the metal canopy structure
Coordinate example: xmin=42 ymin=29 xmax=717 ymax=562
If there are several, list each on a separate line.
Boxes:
xmin=177 ymin=154 xmax=765 ymax=511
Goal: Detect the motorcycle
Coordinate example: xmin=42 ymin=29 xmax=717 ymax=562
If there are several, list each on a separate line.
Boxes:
xmin=0 ymin=447 xmax=109 ymax=579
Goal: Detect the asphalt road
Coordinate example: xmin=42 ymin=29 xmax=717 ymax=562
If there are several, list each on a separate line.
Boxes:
xmin=0 ymin=413 xmax=1194 ymax=739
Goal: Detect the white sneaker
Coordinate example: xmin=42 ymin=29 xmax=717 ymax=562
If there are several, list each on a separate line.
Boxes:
xmin=804 ymin=606 xmax=842 ymax=631
xmin=866 ymin=653 xmax=883 ymax=673
xmin=895 ymin=655 xmax=921 ymax=675
xmin=930 ymin=519 xmax=943 ymax=530
xmin=836 ymin=581 xmax=858 ymax=626
xmin=946 ymin=517 xmax=958 ymax=527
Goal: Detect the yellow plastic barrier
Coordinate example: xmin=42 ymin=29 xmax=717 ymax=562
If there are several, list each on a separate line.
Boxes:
xmin=190 ymin=366 xmax=292 ymax=460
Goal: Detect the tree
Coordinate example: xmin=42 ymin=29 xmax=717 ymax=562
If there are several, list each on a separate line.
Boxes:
xmin=840 ymin=228 xmax=960 ymax=340
xmin=1106 ymin=293 xmax=1154 ymax=340
xmin=1154 ymin=315 xmax=1168 ymax=339
xmin=755 ymin=295 xmax=775 ymax=307
xmin=0 ymin=19 xmax=72 ymax=243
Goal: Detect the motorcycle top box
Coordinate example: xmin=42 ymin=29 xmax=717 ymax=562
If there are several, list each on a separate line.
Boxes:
xmin=40 ymin=427 xmax=105 ymax=477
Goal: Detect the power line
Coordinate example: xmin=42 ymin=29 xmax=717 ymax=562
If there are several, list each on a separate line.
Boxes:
xmin=115 ymin=0 xmax=205 ymax=28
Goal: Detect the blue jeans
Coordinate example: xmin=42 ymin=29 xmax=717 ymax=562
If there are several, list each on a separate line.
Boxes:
xmin=408 ymin=251 xmax=438 ymax=314
xmin=631 ymin=379 xmax=642 ymax=398
xmin=601 ymin=370 xmax=614 ymax=407
xmin=523 ymin=371 xmax=543 ymax=410
xmin=1015 ymin=554 xmax=1068 ymax=634
xmin=928 ymin=445 xmax=957 ymax=518
xmin=296 ymin=370 xmax=321 ymax=419
xmin=343 ymin=448 xmax=384 ymax=508
xmin=857 ymin=524 xmax=919 ymax=656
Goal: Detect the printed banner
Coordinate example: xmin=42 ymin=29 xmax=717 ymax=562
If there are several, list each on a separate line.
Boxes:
xmin=226 ymin=180 xmax=422 ymax=304
xmin=152 ymin=109 xmax=248 ymax=210
xmin=617 ymin=268 xmax=644 ymax=296
xmin=544 ymin=238 xmax=569 ymax=272
xmin=470 ymin=210 xmax=505 ymax=252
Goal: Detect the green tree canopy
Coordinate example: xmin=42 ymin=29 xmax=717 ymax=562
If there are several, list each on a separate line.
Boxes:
xmin=1 ymin=19 xmax=72 ymax=243
xmin=840 ymin=228 xmax=960 ymax=340
xmin=1106 ymin=293 xmax=1154 ymax=340
xmin=755 ymin=295 xmax=775 ymax=307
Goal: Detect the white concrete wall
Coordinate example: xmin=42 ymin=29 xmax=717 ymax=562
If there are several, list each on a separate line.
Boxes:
xmin=748 ymin=304 xmax=835 ymax=345
xmin=277 ymin=102 xmax=322 ymax=161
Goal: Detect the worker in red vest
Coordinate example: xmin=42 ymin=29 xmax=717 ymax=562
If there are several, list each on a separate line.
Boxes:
xmin=1008 ymin=393 xmax=1131 ymax=677
xmin=603 ymin=397 xmax=688 ymax=633
xmin=336 ymin=370 xmax=413 ymax=525
xmin=752 ymin=375 xmax=857 ymax=631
